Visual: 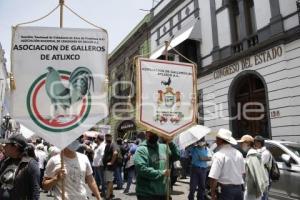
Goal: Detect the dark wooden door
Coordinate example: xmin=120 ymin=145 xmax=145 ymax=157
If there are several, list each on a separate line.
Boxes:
xmin=233 ymin=75 xmax=269 ymax=138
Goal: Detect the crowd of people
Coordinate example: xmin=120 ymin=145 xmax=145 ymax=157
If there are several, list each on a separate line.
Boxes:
xmin=186 ymin=129 xmax=274 ymax=200
xmin=0 ymin=128 xmax=276 ymax=200
xmin=0 ymin=131 xmax=152 ymax=200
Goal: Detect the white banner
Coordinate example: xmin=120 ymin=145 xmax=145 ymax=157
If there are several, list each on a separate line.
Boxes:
xmin=11 ymin=26 xmax=108 ymax=148
xmin=136 ymin=58 xmax=197 ymax=139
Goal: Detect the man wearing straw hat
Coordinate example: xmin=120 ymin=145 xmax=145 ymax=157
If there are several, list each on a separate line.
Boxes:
xmin=208 ymin=129 xmax=245 ymax=200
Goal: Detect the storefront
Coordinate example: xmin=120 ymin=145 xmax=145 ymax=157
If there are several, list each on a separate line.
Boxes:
xmin=199 ymin=41 xmax=300 ymax=142
xmin=116 ymin=120 xmax=136 ymax=139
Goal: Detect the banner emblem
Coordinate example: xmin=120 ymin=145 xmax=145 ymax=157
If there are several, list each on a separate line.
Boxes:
xmin=11 ymin=26 xmax=108 ymax=148
xmin=136 ymin=58 xmax=197 ymax=139
xmin=27 ymin=68 xmax=92 ymax=132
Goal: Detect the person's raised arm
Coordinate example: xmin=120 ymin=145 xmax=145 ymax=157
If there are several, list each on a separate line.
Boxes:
xmin=42 ymin=168 xmax=66 ymax=191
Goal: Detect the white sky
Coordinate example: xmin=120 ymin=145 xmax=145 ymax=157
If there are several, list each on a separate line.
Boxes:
xmin=0 ymin=0 xmax=155 ymax=69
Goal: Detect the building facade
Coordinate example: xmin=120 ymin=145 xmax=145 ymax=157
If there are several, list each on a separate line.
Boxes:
xmin=109 ymin=0 xmax=300 ymax=142
xmin=197 ymin=0 xmax=300 ymax=141
xmin=0 ymin=43 xmax=10 ymax=137
xmin=150 ymin=0 xmax=202 ymax=66
xmin=108 ymin=14 xmax=151 ymax=139
xmin=149 ymin=0 xmax=300 ymax=141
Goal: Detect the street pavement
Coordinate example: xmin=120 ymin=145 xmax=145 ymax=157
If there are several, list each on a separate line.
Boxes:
xmin=40 ymin=178 xmax=190 ymax=200
xmin=40 ymin=178 xmax=277 ymax=200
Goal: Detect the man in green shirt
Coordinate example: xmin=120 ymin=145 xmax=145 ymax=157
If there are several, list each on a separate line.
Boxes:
xmin=134 ymin=131 xmax=180 ymax=200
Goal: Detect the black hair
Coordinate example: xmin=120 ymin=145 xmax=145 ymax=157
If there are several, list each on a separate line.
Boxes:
xmin=24 ymin=144 xmax=38 ymax=161
xmin=135 ymin=139 xmax=141 ymax=145
xmin=97 ymin=134 xmax=104 ymax=141
xmin=116 ymin=138 xmax=123 ymax=145
xmin=36 ymin=138 xmax=42 ymax=144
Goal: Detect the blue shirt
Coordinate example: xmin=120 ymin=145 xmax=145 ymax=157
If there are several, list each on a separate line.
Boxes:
xmin=129 ymin=144 xmax=137 ymax=154
xmin=190 ymin=146 xmax=209 ymax=168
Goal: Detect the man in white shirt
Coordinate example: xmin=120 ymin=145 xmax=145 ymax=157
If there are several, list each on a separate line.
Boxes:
xmin=92 ymin=134 xmax=106 ymax=195
xmin=42 ymin=139 xmax=101 ymax=200
xmin=209 ymin=129 xmax=245 ymax=200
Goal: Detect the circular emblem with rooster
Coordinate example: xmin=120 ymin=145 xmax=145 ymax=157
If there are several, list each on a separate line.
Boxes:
xmin=27 ymin=67 xmax=93 ymax=132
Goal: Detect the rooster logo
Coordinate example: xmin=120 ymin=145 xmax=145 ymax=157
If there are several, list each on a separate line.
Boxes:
xmin=45 ymin=66 xmax=94 ymax=114
xmin=161 ymin=77 xmax=171 ymax=87
xmin=27 ymin=66 xmax=94 ymax=132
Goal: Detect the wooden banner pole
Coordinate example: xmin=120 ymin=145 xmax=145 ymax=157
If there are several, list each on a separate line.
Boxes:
xmin=60 ymin=150 xmax=65 ymax=200
xmin=59 ymin=0 xmax=64 ymax=28
xmin=166 ymin=141 xmax=170 ymax=200
xmin=164 ymin=41 xmax=169 ymax=60
xmin=59 ymin=1 xmax=65 ymax=200
xmin=164 ymin=40 xmax=172 ymax=200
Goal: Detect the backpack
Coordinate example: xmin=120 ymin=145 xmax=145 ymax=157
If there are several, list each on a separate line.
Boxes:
xmin=268 ymin=156 xmax=280 ymax=181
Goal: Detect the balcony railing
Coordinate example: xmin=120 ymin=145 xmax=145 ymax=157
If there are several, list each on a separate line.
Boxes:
xmin=232 ymin=33 xmax=259 ymax=54
xmin=232 ymin=42 xmax=243 ymax=54
xmin=247 ymin=34 xmax=259 ymax=48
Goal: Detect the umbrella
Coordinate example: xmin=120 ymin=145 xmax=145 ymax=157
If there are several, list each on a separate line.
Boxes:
xmin=178 ymin=125 xmax=211 ymax=149
xmin=83 ymin=131 xmax=99 ymax=138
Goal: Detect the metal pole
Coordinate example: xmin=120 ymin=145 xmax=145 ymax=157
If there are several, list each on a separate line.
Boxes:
xmin=59 ymin=0 xmax=64 ymax=28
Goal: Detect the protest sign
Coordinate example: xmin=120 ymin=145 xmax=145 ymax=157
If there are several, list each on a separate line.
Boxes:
xmin=11 ymin=26 xmax=108 ymax=148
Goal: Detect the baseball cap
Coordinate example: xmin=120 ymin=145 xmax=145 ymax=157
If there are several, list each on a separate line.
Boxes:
xmin=237 ymin=135 xmax=254 ymax=143
xmin=1 ymin=134 xmax=28 ymax=150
